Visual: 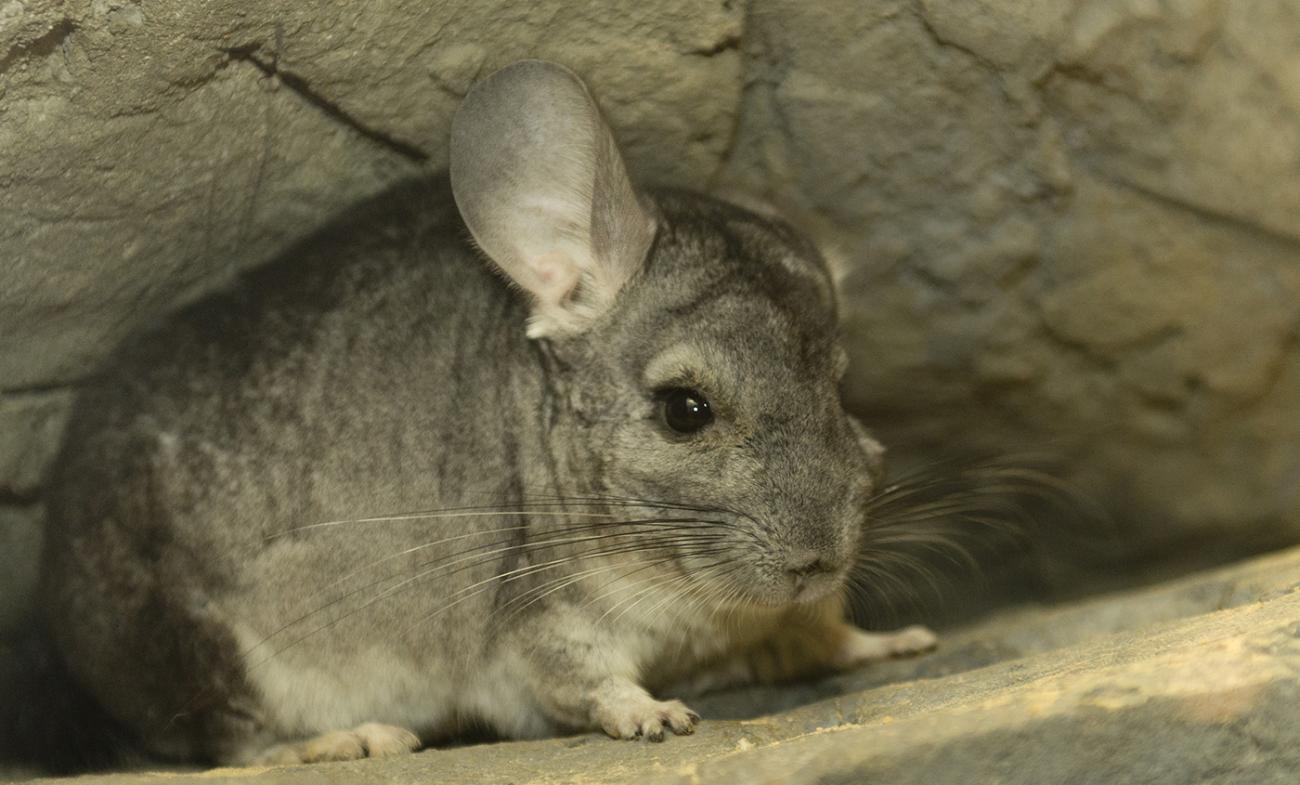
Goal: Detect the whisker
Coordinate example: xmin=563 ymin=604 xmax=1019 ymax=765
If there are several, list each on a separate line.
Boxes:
xmin=604 ymin=572 xmax=693 ymax=629
xmin=267 ymin=491 xmax=755 ymax=542
xmin=501 ymin=555 xmax=690 ymax=632
xmin=266 ymin=509 xmax=619 ymax=540
xmin=846 ymin=451 xmax=1103 ymax=623
xmin=573 ymin=549 xmax=730 ymax=624
xmin=244 ymin=523 xmax=729 ymax=666
xmin=669 ymin=558 xmax=740 ymax=628
xmin=314 ymin=516 xmax=722 ymax=606
xmin=496 ymin=544 xmax=736 ymax=628
xmin=249 ymin=532 xmax=724 ymax=672
xmin=614 ymin=558 xmax=742 ymax=632
xmin=396 ymin=536 xmax=725 ymax=638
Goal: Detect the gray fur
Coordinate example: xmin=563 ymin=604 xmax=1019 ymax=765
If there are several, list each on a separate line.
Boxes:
xmin=40 ymin=61 xmax=893 ymax=766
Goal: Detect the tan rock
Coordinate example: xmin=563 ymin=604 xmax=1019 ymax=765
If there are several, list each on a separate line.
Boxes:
xmin=7 ymin=544 xmax=1297 ymax=785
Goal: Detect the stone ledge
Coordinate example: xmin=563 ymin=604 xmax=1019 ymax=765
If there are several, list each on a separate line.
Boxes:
xmin=8 ymin=545 xmax=1298 ymax=784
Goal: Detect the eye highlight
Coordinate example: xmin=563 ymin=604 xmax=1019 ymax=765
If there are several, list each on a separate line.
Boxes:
xmin=656 ymin=388 xmax=714 ymax=434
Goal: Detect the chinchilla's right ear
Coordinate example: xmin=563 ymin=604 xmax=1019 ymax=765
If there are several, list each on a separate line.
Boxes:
xmin=450 ymin=60 xmax=656 ymax=339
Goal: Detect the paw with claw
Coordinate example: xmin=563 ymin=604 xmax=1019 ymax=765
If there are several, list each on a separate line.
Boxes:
xmin=592 ymin=680 xmax=699 ymax=742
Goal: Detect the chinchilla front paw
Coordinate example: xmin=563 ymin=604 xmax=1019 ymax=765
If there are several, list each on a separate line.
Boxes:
xmin=250 ymin=722 xmax=422 ymax=765
xmin=832 ymin=624 xmax=939 ymax=669
xmin=592 ymin=680 xmax=699 ymax=742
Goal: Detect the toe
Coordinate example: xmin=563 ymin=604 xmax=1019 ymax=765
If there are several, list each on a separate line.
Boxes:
xmin=249 ymin=744 xmax=305 ymax=766
xmin=890 ymin=625 xmax=939 ymax=655
xmin=665 ymin=703 xmax=699 ymax=735
xmin=354 ymin=723 xmax=422 ymax=757
xmin=599 ymin=698 xmax=701 ymax=742
xmin=300 ymin=731 xmax=366 ymax=763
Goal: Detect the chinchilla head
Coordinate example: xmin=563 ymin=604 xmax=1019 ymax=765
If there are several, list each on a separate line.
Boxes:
xmin=450 ymin=60 xmax=884 ymax=608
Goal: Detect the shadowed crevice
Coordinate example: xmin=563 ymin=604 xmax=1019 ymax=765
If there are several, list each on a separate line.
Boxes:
xmin=1097 ymin=168 xmax=1300 ymax=253
xmin=0 ymin=490 xmax=42 ymax=507
xmin=0 ymin=379 xmax=86 ymax=397
xmin=221 ymin=45 xmax=430 ymax=163
xmin=910 ymin=0 xmax=997 ymax=71
xmin=684 ymin=33 xmax=742 ymax=58
xmin=0 ymin=19 xmax=76 ymax=78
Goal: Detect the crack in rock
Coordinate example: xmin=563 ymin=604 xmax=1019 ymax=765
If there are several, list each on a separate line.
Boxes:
xmin=911 ymin=0 xmax=997 ymax=71
xmin=0 ymin=489 xmax=42 ymax=506
xmin=221 ymin=44 xmax=429 ymax=163
xmin=1096 ymin=168 xmax=1300 ymax=253
xmin=0 ymin=18 xmax=76 ymax=77
xmin=685 ymin=32 xmax=742 ymax=58
xmin=0 ymin=379 xmax=87 ymax=396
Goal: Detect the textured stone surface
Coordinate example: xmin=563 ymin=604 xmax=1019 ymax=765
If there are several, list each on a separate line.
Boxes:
xmin=6 ymin=543 xmax=1298 ymax=785
xmin=0 ymin=0 xmax=742 ymax=389
xmin=2 ymin=0 xmax=1299 ymax=676
xmin=716 ymin=0 xmax=1300 ymax=557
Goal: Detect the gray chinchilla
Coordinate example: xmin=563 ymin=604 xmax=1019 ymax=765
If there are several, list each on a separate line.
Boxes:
xmin=20 ymin=60 xmax=936 ymax=769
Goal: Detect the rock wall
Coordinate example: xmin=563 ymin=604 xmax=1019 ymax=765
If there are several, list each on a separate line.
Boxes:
xmin=3 ymin=0 xmax=1298 ymax=630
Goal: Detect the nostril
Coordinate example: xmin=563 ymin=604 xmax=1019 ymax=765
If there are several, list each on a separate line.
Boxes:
xmin=784 ymin=551 xmax=832 ymax=578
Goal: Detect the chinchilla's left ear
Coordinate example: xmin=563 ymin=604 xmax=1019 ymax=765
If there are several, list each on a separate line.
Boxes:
xmin=449 ymin=60 xmax=656 ymax=339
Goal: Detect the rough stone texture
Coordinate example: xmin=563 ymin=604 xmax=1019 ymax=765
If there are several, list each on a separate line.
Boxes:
xmin=715 ymin=0 xmax=1300 ymax=558
xmin=6 ymin=543 xmax=1298 ymax=784
xmin=2 ymin=0 xmax=1299 ymax=733
xmin=1 ymin=0 xmax=742 ymax=388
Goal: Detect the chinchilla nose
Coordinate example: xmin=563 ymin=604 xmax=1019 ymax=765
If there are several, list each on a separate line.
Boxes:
xmin=784 ymin=550 xmax=834 ymax=579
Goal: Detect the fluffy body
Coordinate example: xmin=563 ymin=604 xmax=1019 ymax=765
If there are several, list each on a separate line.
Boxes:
xmin=35 ymin=62 xmax=935 ymax=768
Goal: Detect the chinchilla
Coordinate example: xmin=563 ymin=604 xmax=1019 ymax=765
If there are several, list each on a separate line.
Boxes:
xmin=4 ymin=60 xmax=936 ymax=771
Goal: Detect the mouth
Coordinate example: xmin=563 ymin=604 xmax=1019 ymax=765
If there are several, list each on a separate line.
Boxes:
xmin=790 ymin=572 xmax=839 ymax=603
xmin=788 ymin=564 xmax=849 ymax=604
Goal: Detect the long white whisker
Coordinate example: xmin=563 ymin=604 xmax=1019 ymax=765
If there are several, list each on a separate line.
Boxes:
xmin=245 ymin=528 xmax=726 ymax=668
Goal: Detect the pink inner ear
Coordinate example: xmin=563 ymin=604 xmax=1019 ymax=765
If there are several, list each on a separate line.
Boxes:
xmin=530 ymin=251 xmax=580 ymax=305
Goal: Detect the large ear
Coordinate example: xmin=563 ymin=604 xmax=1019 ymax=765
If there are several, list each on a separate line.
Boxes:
xmin=450 ymin=60 xmax=656 ymax=339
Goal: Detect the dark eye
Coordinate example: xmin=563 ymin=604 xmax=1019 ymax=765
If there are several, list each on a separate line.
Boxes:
xmin=657 ymin=388 xmax=714 ymax=434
